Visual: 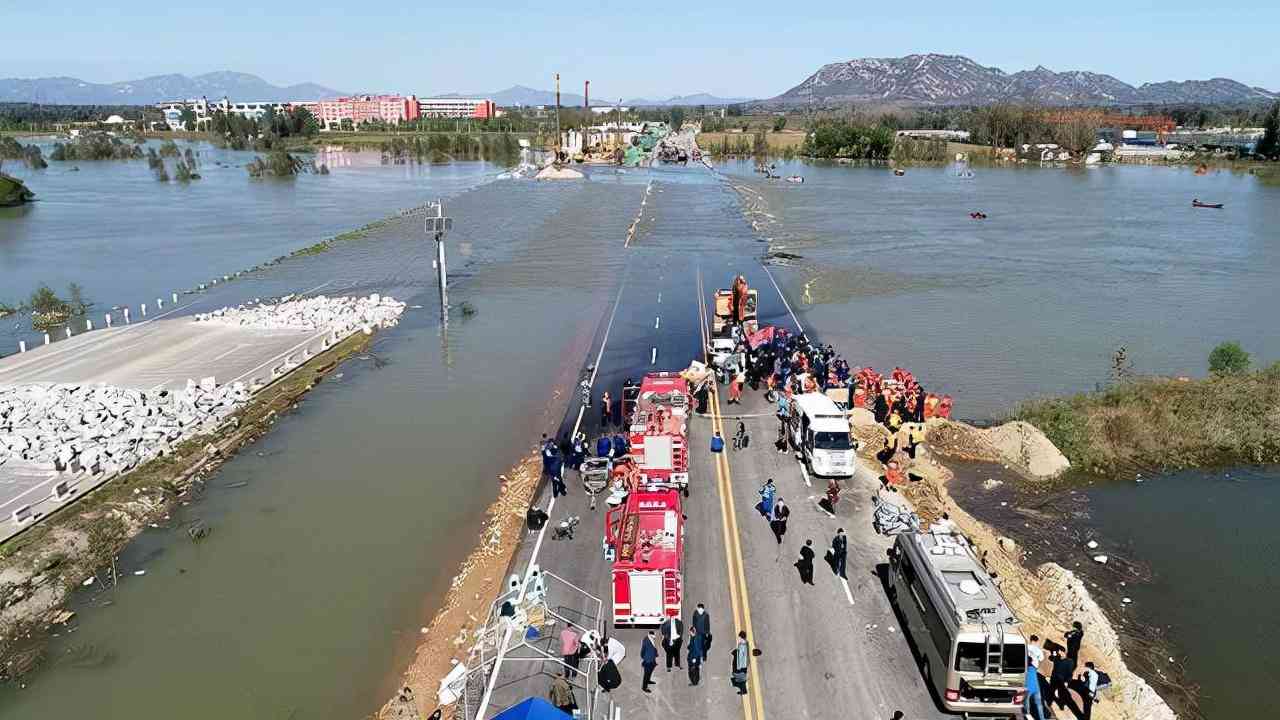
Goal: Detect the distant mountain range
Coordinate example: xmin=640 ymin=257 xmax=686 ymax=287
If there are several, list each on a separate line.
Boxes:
xmin=770 ymin=54 xmax=1278 ymax=106
xmin=0 ymin=72 xmax=346 ymax=105
xmin=449 ymin=85 xmax=750 ymax=108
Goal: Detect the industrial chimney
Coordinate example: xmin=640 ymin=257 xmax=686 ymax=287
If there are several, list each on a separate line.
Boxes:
xmin=585 ymin=81 xmax=590 ymax=111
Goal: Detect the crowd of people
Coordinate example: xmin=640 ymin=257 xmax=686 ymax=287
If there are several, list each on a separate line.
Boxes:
xmin=1023 ymin=621 xmax=1109 ymax=720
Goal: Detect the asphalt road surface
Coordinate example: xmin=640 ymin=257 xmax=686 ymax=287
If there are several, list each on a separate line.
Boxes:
xmin=474 ymin=171 xmax=947 ymax=720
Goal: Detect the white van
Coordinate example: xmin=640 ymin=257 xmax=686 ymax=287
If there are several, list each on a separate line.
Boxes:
xmin=786 ymin=392 xmax=856 ymax=477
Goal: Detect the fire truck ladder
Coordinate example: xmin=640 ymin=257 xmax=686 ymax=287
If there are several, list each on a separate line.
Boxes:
xmin=663 ymin=570 xmax=682 ymax=615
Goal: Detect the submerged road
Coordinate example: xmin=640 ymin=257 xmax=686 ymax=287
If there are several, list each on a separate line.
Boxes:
xmin=476 ymin=168 xmax=945 ymax=720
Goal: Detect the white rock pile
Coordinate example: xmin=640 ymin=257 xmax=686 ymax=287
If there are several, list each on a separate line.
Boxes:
xmin=193 ymin=293 xmax=406 ymax=333
xmin=0 ymin=378 xmax=248 ymax=474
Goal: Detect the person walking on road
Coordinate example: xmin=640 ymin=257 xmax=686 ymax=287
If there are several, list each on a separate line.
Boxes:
xmin=728 ymin=370 xmax=744 ymax=404
xmin=756 ymin=478 xmax=776 ymax=518
xmin=600 ymin=391 xmax=612 ymax=428
xmin=560 ymin=625 xmax=581 ymax=678
xmin=686 ymin=625 xmax=705 ymax=686
xmin=711 ymin=431 xmax=725 ymax=454
xmin=730 ymin=631 xmax=750 ymax=695
xmin=549 ymin=448 xmax=567 ymax=498
xmin=692 ymin=603 xmax=712 ymax=652
xmin=640 ymin=631 xmax=659 ymax=693
xmin=660 ymin=615 xmax=684 ymax=671
xmin=733 ymin=420 xmax=748 ymax=451
xmin=796 ymin=539 xmax=815 ymax=584
xmin=769 ymin=498 xmax=790 ymax=544
xmin=831 ymin=528 xmax=848 ymax=578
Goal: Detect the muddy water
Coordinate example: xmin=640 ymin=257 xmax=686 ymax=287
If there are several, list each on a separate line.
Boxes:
xmin=0 ymin=172 xmax=647 ymax=719
xmin=950 ymin=464 xmax=1280 ymax=719
xmin=719 ymin=159 xmax=1280 ymax=419
xmin=0 ymin=141 xmax=500 ymax=352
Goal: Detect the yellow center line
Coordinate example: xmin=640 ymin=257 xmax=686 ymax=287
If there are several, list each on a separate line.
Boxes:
xmin=697 ymin=268 xmax=766 ymax=720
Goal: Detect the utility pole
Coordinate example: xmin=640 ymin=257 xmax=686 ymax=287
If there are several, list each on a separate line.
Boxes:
xmin=425 ymin=200 xmax=453 ymax=323
xmin=554 ymin=73 xmax=562 ymax=160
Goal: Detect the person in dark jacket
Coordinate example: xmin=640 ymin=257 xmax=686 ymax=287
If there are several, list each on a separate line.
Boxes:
xmin=640 ymin=631 xmax=659 ymax=692
xmin=796 ymin=539 xmax=815 ymax=584
xmin=1049 ymin=649 xmax=1078 ymax=713
xmin=686 ymin=625 xmax=705 ymax=686
xmin=596 ymin=434 xmax=612 ymax=458
xmin=692 ymin=603 xmax=712 ymax=652
xmin=597 ymin=657 xmax=621 ymax=692
xmin=660 ymin=615 xmax=684 ymax=671
xmin=769 ymin=498 xmax=790 ymax=544
xmin=831 ymin=528 xmax=848 ymax=578
xmin=1064 ymin=621 xmax=1085 ymax=662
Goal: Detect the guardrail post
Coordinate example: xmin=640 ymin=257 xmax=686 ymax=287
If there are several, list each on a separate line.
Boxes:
xmin=18 ymin=341 xmax=26 ymax=353
xmin=172 ymin=292 xmax=178 ymax=303
xmin=105 ymin=313 xmax=112 ymax=327
xmin=86 ymin=319 xmax=93 ymax=331
xmin=141 ymin=303 xmax=147 ymax=317
xmin=44 ymin=333 xmax=50 ymax=345
xmin=157 ymin=297 xmax=163 ymax=309
xmin=123 ymin=307 xmax=130 ymax=323
xmin=65 ymin=327 xmax=72 ymax=339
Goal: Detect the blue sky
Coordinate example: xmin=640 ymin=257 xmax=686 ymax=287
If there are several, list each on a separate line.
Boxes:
xmin=3 ymin=0 xmax=1277 ymax=98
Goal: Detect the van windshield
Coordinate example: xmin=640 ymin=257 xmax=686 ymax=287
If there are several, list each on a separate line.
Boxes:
xmin=813 ymin=431 xmax=851 ymax=450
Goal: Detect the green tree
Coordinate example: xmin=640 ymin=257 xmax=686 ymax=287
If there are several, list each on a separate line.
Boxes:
xmin=669 ymin=107 xmax=685 ymax=131
xmin=1256 ymin=102 xmax=1280 ymax=159
xmin=726 ymin=104 xmax=743 ymax=117
xmin=178 ymin=107 xmax=197 ymax=130
xmin=67 ymin=283 xmax=90 ymax=315
xmin=28 ymin=284 xmax=68 ymax=315
xmin=772 ymin=116 xmax=787 ymax=133
xmin=1208 ymin=341 xmax=1251 ymax=375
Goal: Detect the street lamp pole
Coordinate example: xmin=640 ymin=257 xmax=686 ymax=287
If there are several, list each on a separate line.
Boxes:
xmin=425 ymin=199 xmax=453 ymax=322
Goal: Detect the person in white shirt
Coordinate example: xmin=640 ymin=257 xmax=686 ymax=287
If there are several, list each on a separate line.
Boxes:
xmin=1072 ymin=661 xmax=1100 ymax=720
xmin=1027 ymin=634 xmax=1045 ymax=669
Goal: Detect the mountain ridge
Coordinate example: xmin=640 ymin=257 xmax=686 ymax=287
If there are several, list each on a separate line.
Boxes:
xmin=771 ymin=53 xmax=1278 ymax=106
xmin=0 ymin=72 xmax=346 ymax=105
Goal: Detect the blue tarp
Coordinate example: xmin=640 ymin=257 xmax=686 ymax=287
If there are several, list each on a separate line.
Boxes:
xmin=492 ymin=697 xmax=572 ymax=720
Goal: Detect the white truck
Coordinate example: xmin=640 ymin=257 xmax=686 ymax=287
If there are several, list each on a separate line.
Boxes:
xmin=786 ymin=392 xmax=857 ymax=478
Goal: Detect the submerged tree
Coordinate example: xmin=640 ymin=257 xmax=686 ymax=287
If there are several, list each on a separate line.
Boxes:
xmin=1256 ymin=102 xmax=1280 ymax=159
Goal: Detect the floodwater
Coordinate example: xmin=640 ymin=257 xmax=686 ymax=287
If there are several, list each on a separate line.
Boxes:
xmin=0 ymin=140 xmax=499 ymax=351
xmin=719 ymin=159 xmax=1280 ymax=419
xmin=0 ymin=169 xmax=645 ymax=719
xmin=2 ymin=154 xmax=1278 ymax=719
xmin=1084 ymin=467 xmax=1280 ymax=719
xmin=950 ymin=463 xmax=1280 ymax=720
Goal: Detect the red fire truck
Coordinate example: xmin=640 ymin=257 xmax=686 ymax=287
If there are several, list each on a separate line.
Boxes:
xmin=604 ymin=487 xmax=684 ymax=626
xmin=622 ymin=372 xmax=690 ymax=493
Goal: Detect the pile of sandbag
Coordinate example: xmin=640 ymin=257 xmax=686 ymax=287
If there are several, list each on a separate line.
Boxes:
xmin=0 ymin=378 xmax=248 ymax=474
xmin=194 ymin=293 xmax=406 ymax=334
xmin=872 ymin=494 xmax=921 ymax=536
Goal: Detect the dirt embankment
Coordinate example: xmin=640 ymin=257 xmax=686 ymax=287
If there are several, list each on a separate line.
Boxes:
xmin=379 ymin=454 xmax=542 ymax=720
xmin=895 ymin=429 xmax=1176 ymax=720
xmin=0 ymin=330 xmax=378 ymax=678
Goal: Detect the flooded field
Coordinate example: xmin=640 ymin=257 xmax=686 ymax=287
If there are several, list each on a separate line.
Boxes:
xmin=2 ymin=154 xmax=1277 ymax=719
xmin=720 ymin=158 xmax=1280 ymax=419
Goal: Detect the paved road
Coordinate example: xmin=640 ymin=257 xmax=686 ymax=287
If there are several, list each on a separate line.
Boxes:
xmin=0 ymin=310 xmax=335 ymax=542
xmin=475 ymin=173 xmax=947 ymax=720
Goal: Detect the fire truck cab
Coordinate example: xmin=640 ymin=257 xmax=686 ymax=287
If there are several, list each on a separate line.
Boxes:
xmin=624 ymin=373 xmax=690 ymax=492
xmin=604 ymin=488 xmax=684 ymax=626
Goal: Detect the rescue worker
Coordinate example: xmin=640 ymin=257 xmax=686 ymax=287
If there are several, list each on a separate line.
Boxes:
xmin=686 ymin=625 xmax=705 ymax=686
xmin=831 ymin=528 xmax=848 ymax=578
xmin=600 ymin=391 xmax=612 ymax=428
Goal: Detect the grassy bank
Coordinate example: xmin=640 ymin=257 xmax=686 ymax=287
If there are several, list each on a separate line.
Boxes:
xmin=1012 ymin=362 xmax=1280 ymax=475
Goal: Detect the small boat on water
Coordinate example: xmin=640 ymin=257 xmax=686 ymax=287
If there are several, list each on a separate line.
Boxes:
xmin=1191 ymin=199 xmax=1224 ymax=209
xmin=785 ymin=175 xmax=804 ymax=184
xmin=893 ymin=168 xmax=905 ymax=176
